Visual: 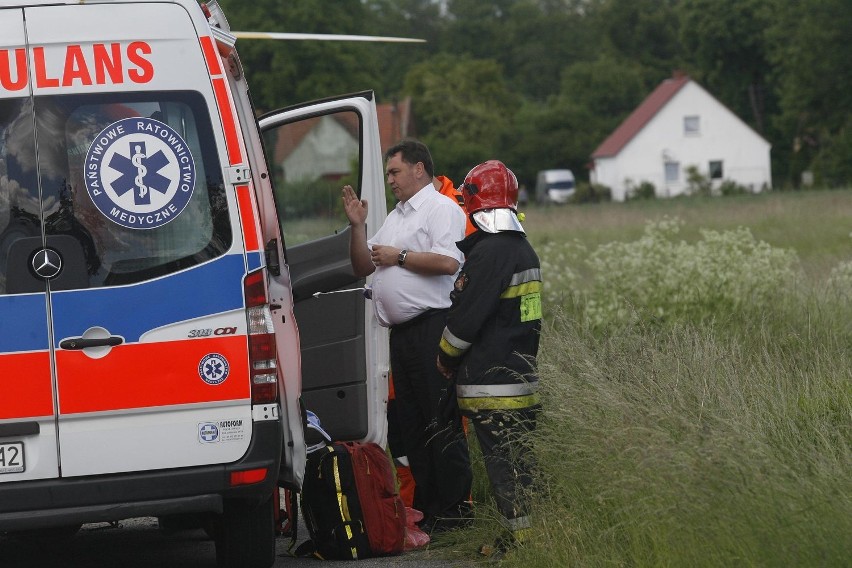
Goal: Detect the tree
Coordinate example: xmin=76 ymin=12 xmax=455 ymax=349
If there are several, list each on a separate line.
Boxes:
xmin=361 ymin=0 xmax=448 ymax=95
xmin=216 ymin=0 xmax=413 ymax=110
xmin=589 ymin=0 xmax=684 ymax=85
xmin=504 ymin=56 xmax=647 ymax=185
xmin=443 ymin=0 xmax=595 ymax=101
xmin=208 ymin=0 xmax=851 ymax=188
xmin=402 ymin=55 xmax=520 ymax=181
xmin=678 ymin=0 xmax=775 ymax=136
xmin=765 ymin=0 xmax=852 ymax=186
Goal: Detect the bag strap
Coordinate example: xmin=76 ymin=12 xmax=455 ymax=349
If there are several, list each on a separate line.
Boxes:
xmin=285 ymin=487 xmax=300 ymax=554
xmin=293 ymin=538 xmax=317 ymax=558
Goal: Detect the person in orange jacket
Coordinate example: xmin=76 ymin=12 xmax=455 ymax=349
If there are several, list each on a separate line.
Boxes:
xmin=434 ymin=175 xmax=476 ymax=236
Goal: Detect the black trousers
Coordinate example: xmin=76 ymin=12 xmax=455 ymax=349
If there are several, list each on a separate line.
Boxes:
xmin=389 ymin=309 xmax=472 ymax=519
xmin=468 ymin=406 xmax=539 ymax=526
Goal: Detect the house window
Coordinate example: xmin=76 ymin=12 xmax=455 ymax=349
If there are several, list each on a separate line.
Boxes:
xmin=665 ymin=161 xmax=680 ymax=182
xmin=709 ymin=160 xmax=723 ymax=179
xmin=684 ymin=115 xmax=700 ymax=136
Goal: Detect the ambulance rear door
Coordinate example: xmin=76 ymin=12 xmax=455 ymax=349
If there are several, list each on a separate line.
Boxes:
xmin=0 ymin=7 xmax=58 ymax=483
xmin=0 ymin=1 xmax=256 ymax=479
xmin=258 ymin=92 xmax=389 ymax=446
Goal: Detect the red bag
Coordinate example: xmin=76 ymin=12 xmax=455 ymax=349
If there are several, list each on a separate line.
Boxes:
xmin=340 ymin=441 xmax=406 ymax=556
xmin=403 ymin=507 xmax=430 ymax=551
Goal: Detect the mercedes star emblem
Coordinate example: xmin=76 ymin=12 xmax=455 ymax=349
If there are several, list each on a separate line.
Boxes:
xmin=32 ymin=248 xmax=63 ymax=279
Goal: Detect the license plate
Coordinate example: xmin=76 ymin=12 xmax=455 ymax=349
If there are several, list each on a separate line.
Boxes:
xmin=0 ymin=442 xmax=25 ymax=474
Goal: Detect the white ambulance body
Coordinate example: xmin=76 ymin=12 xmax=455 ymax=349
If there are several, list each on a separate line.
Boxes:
xmin=0 ymin=0 xmax=388 ymax=565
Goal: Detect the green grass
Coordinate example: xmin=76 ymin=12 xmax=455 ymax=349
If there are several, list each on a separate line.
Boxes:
xmin=434 ymin=190 xmax=852 ymax=567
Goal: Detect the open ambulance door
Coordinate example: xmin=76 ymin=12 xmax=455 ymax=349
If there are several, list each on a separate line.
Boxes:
xmin=258 ymin=92 xmax=389 ymax=450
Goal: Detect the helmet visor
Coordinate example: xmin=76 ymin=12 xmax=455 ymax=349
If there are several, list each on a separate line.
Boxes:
xmin=472 ymin=209 xmax=525 ymax=234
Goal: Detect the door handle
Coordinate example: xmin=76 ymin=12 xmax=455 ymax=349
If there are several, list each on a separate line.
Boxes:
xmin=59 ymin=336 xmax=123 ymax=350
xmin=0 ymin=421 xmax=39 ymax=437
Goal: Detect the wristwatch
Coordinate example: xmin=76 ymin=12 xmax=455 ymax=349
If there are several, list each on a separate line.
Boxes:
xmin=397 ymin=249 xmax=408 ymax=267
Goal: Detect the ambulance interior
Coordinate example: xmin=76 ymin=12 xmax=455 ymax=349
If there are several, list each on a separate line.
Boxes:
xmin=0 ymin=93 xmax=228 ymax=293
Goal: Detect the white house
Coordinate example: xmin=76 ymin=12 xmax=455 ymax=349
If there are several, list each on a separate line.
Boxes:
xmin=274 ymin=114 xmax=360 ymax=183
xmin=590 ymin=73 xmax=772 ymax=202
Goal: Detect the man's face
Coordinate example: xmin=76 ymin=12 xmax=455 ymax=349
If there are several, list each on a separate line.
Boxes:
xmin=385 ymin=152 xmax=422 ymax=202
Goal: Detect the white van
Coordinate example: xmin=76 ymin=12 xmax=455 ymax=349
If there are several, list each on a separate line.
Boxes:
xmin=535 ymin=169 xmax=576 ymax=204
xmin=0 ymin=1 xmax=388 ymax=566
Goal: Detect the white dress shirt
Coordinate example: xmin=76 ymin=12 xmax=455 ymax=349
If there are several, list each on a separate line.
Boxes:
xmin=367 ymin=183 xmax=466 ymax=327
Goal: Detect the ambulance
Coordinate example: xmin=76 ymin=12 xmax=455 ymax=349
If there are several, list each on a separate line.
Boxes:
xmin=0 ymin=1 xmax=389 ymax=566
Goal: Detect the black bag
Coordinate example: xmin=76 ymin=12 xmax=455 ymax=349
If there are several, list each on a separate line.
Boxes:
xmin=299 ymin=443 xmax=371 ymax=560
xmin=299 ymin=441 xmax=406 ymax=560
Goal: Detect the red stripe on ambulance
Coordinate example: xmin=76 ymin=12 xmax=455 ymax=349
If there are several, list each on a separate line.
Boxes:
xmin=0 ymin=352 xmax=54 ymax=419
xmin=199 ymin=36 xmax=260 ymax=252
xmin=199 ymin=36 xmax=223 ymax=77
xmin=55 ymin=337 xmax=251 ymax=415
xmin=237 ymin=185 xmax=260 ymax=252
xmin=211 ymin=77 xmax=243 ymax=165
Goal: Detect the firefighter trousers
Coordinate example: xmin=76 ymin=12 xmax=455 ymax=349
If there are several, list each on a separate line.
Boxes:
xmin=468 ymin=405 xmax=540 ymax=532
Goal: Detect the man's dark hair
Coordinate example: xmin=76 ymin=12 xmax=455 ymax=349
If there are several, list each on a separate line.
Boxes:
xmin=385 ymin=139 xmax=434 ymax=178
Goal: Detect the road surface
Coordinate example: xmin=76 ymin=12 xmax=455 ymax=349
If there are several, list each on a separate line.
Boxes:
xmin=0 ymin=518 xmax=472 ymax=568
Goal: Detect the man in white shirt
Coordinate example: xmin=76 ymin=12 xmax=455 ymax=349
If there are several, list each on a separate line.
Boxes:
xmin=342 ymin=139 xmax=473 ymax=533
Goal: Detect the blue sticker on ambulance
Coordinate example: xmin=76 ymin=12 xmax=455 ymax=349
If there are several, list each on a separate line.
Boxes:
xmin=84 ymin=117 xmax=195 ymax=229
xmin=198 ymin=423 xmax=220 ymax=443
xmin=199 ymin=353 xmax=230 ymax=385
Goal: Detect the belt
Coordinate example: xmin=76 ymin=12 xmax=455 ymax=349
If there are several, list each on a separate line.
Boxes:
xmin=390 ymin=308 xmax=448 ymax=331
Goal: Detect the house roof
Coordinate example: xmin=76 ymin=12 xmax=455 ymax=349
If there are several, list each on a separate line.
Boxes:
xmin=271 ymin=97 xmax=414 ymax=164
xmin=272 ymin=112 xmax=360 ymax=164
xmin=591 ymin=73 xmax=690 ymax=159
xmin=376 ymin=97 xmax=414 ymax=155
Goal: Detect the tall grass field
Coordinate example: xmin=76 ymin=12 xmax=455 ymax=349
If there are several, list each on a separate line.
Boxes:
xmin=439 ymin=190 xmax=851 ymax=567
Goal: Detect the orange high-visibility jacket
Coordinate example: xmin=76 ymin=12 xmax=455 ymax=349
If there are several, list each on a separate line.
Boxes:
xmin=435 ymin=175 xmax=476 ymax=236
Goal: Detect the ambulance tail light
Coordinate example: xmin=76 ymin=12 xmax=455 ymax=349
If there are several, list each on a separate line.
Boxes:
xmin=229 ymin=467 xmax=268 ymax=487
xmin=244 ymin=270 xmax=278 ymax=404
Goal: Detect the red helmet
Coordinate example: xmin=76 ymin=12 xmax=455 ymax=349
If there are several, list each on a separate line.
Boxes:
xmin=461 ymin=160 xmax=519 ymax=215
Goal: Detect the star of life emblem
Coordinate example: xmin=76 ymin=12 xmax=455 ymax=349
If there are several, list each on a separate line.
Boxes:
xmin=199 ymin=353 xmax=230 ymax=385
xmin=84 ymin=117 xmax=196 ymax=230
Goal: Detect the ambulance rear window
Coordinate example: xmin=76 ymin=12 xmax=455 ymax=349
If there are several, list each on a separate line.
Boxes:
xmin=41 ymin=91 xmax=230 ymax=286
xmin=0 ymin=98 xmax=41 ymax=292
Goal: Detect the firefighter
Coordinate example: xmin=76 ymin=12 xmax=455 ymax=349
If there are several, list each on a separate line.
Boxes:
xmin=436 ymin=160 xmax=542 ymax=559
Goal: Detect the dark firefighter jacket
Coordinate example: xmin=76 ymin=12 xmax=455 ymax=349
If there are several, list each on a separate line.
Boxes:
xmin=438 ymin=230 xmax=542 ymax=412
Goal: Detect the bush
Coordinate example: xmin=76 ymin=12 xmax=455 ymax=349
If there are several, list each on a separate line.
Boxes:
xmin=628 ymin=180 xmax=656 ymax=200
xmin=537 ymin=239 xmax=587 ymax=314
xmin=571 ymin=182 xmax=612 ymax=204
xmin=685 ymin=165 xmax=712 ymax=196
xmin=718 ymin=179 xmax=750 ymax=196
xmin=579 ymin=217 xmax=800 ymax=328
